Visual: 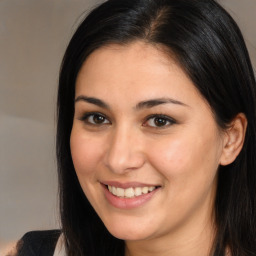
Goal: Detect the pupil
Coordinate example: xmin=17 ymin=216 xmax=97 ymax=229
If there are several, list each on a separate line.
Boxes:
xmin=93 ymin=115 xmax=104 ymax=124
xmin=155 ymin=118 xmax=166 ymax=126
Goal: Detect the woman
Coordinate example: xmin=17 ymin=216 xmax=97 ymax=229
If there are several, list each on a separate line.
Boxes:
xmin=15 ymin=0 xmax=256 ymax=255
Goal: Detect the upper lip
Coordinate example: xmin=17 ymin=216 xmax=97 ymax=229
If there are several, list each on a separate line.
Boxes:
xmin=101 ymin=181 xmax=161 ymax=189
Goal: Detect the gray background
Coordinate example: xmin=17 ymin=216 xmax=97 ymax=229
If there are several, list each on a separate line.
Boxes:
xmin=0 ymin=0 xmax=255 ymax=247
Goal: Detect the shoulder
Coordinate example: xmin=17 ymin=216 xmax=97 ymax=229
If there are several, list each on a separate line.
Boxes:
xmin=16 ymin=230 xmax=61 ymax=256
xmin=0 ymin=241 xmax=18 ymax=256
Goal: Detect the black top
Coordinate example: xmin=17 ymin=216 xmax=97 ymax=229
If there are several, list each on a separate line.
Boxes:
xmin=17 ymin=230 xmax=61 ymax=256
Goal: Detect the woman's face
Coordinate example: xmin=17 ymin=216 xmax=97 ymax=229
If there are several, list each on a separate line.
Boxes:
xmin=70 ymin=42 xmax=225 ymax=242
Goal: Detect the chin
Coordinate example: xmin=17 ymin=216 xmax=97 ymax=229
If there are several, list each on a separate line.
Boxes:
xmin=109 ymin=229 xmax=149 ymax=241
xmin=103 ymin=218 xmax=156 ymax=241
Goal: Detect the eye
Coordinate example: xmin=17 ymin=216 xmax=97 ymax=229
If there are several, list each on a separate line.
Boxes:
xmin=80 ymin=112 xmax=110 ymax=125
xmin=144 ymin=115 xmax=176 ymax=128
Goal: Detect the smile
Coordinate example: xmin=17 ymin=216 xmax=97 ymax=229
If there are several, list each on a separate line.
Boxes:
xmin=102 ymin=182 xmax=161 ymax=209
xmin=107 ymin=185 xmax=157 ymax=198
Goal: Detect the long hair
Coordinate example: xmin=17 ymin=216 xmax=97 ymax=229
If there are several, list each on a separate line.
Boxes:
xmin=56 ymin=0 xmax=256 ymax=255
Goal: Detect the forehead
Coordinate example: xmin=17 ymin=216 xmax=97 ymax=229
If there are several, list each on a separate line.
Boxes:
xmin=75 ymin=41 xmax=205 ymax=108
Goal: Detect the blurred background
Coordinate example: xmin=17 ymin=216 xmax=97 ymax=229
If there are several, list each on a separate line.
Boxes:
xmin=0 ymin=0 xmax=255 ymax=248
xmin=0 ymin=0 xmax=104 ymax=249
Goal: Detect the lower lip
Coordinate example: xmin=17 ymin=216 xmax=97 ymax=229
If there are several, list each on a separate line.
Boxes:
xmin=102 ymin=184 xmax=159 ymax=209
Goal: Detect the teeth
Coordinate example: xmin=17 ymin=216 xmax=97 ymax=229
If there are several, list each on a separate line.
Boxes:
xmin=107 ymin=185 xmax=157 ymax=198
xmin=125 ymin=187 xmax=134 ymax=198
xmin=134 ymin=187 xmax=142 ymax=196
xmin=142 ymin=187 xmax=148 ymax=194
xmin=148 ymin=186 xmax=155 ymax=192
xmin=112 ymin=186 xmax=117 ymax=196
xmin=116 ymin=187 xmax=125 ymax=197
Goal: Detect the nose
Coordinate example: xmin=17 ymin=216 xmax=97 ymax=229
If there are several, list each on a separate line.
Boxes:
xmin=103 ymin=126 xmax=145 ymax=174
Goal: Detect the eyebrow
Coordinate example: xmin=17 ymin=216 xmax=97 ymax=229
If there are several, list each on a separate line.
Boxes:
xmin=75 ymin=95 xmax=188 ymax=109
xmin=135 ymin=98 xmax=189 ymax=110
xmin=75 ymin=95 xmax=110 ymax=109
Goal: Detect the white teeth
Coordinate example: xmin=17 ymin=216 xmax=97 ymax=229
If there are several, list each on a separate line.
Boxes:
xmin=112 ymin=186 xmax=117 ymax=196
xmin=107 ymin=185 xmax=157 ymax=198
xmin=125 ymin=187 xmax=134 ymax=198
xmin=142 ymin=187 xmax=149 ymax=194
xmin=116 ymin=187 xmax=125 ymax=197
xmin=134 ymin=187 xmax=142 ymax=196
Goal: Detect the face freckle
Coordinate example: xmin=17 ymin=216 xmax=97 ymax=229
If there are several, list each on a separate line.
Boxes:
xmin=70 ymin=41 xmax=225 ymax=244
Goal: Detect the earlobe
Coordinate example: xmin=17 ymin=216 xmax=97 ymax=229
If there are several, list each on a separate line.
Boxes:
xmin=220 ymin=113 xmax=247 ymax=166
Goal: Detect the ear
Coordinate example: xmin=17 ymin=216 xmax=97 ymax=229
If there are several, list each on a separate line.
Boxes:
xmin=220 ymin=113 xmax=247 ymax=166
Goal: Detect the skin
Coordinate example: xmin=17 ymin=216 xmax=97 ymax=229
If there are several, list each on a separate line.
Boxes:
xmin=0 ymin=242 xmax=18 ymax=256
xmin=70 ymin=41 xmax=246 ymax=256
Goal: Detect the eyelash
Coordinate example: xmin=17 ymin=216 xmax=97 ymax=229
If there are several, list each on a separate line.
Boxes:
xmin=79 ymin=112 xmax=176 ymax=128
xmin=143 ymin=114 xmax=176 ymax=128
xmin=79 ymin=112 xmax=110 ymax=125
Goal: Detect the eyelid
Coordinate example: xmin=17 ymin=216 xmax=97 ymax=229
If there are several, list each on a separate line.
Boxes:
xmin=78 ymin=112 xmax=176 ymax=128
xmin=143 ymin=114 xmax=176 ymax=128
xmin=78 ymin=112 xmax=111 ymax=125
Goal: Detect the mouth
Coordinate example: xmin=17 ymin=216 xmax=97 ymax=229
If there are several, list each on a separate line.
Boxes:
xmin=101 ymin=182 xmax=161 ymax=209
xmin=102 ymin=183 xmax=160 ymax=199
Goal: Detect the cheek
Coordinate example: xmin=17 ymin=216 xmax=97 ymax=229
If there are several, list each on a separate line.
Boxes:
xmin=148 ymin=138 xmax=195 ymax=175
xmin=147 ymin=133 xmax=220 ymax=220
xmin=147 ymin=131 xmax=221 ymax=181
xmin=70 ymin=129 xmax=102 ymax=178
xmin=70 ymin=129 xmax=107 ymax=208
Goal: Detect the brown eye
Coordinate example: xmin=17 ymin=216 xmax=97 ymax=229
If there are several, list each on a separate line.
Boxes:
xmin=144 ymin=115 xmax=176 ymax=128
xmin=81 ymin=113 xmax=110 ymax=125
xmin=153 ymin=117 xmax=168 ymax=127
xmin=92 ymin=114 xmax=106 ymax=124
